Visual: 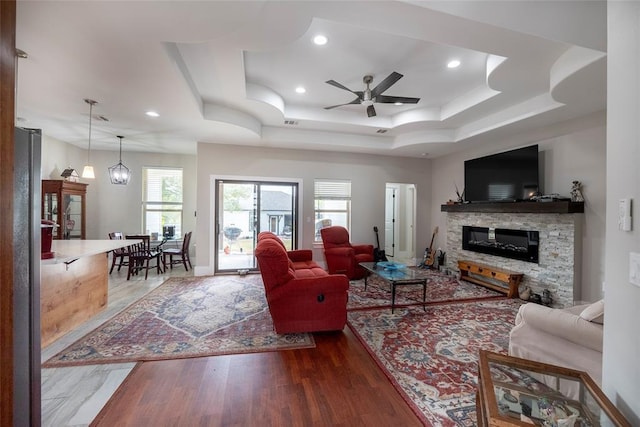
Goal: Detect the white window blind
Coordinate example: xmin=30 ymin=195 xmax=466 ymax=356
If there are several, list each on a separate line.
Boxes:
xmin=314 ymin=180 xmax=351 ymax=199
xmin=144 ymin=168 xmax=183 ymax=203
xmin=314 ymin=179 xmax=351 ymax=240
xmin=142 ymin=168 xmax=184 ymax=238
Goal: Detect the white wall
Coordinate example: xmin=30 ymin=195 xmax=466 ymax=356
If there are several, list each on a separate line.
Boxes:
xmin=430 ymin=112 xmax=606 ymax=303
xmin=40 ymin=134 xmax=86 ymax=180
xmin=603 ymin=2 xmax=640 ymax=423
xmin=195 ymin=143 xmax=432 ymax=275
xmin=41 ymin=135 xmax=198 ymax=259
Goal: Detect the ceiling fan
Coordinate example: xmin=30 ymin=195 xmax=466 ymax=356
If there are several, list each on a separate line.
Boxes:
xmin=324 ymin=71 xmax=420 ymax=117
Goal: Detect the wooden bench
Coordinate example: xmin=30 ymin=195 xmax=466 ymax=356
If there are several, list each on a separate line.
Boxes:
xmin=457 ymin=260 xmax=523 ymax=298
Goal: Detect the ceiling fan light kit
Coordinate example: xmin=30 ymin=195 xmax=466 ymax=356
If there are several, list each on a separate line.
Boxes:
xmin=324 ymin=71 xmax=420 ymax=117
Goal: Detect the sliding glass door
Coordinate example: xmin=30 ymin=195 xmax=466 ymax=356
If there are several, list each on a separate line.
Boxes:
xmin=215 ymin=179 xmax=298 ymax=273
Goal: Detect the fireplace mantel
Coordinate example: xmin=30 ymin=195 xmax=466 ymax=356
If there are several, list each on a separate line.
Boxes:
xmin=440 ymin=201 xmax=584 ymax=214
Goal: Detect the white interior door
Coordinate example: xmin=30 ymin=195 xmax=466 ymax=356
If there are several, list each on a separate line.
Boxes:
xmin=385 ymin=183 xmax=416 ymax=265
xmin=384 ymin=186 xmax=396 ymax=257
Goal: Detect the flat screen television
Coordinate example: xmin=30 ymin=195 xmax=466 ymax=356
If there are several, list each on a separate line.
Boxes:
xmin=464 ymin=144 xmax=539 ymax=202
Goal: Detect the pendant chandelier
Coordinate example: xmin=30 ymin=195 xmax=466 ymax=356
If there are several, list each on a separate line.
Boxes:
xmin=81 ymin=98 xmax=97 ymax=179
xmin=108 ymin=135 xmax=130 ymax=185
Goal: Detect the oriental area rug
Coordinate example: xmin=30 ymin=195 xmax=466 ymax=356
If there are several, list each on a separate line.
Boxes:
xmin=347 ymin=297 xmax=524 ymax=426
xmin=43 ymin=275 xmax=315 ymax=367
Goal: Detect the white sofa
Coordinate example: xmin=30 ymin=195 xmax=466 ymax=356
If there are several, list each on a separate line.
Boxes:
xmin=508 ymin=300 xmax=604 ymax=386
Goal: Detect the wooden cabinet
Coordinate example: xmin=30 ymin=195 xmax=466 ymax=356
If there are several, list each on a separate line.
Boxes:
xmin=42 ymin=180 xmax=88 ymax=240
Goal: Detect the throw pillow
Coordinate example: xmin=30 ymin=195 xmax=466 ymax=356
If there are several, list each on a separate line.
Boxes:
xmin=579 ymin=299 xmax=604 ymax=324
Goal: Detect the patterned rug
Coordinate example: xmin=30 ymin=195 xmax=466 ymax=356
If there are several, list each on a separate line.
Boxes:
xmin=43 ymin=275 xmax=315 ymax=367
xmin=347 ymin=298 xmax=524 ymax=426
xmin=348 ymin=268 xmax=504 ymax=310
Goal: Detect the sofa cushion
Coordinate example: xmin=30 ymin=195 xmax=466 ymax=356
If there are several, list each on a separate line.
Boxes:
xmin=292 ymin=260 xmax=321 ymax=270
xmin=579 ymin=299 xmax=604 ymax=324
xmin=514 ymin=303 xmax=603 ymax=352
xmin=293 ymin=267 xmax=329 ymax=278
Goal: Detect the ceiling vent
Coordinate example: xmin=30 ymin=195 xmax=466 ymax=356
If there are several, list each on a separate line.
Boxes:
xmin=376 ymin=129 xmax=388 ymax=134
xmin=284 ymin=119 xmax=298 ymax=126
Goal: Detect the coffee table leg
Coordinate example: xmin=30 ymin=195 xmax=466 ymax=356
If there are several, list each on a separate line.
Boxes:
xmin=392 ymin=282 xmax=396 ymax=313
xmin=422 ymin=281 xmax=426 ymax=311
xmin=364 ymin=275 xmax=368 ymax=290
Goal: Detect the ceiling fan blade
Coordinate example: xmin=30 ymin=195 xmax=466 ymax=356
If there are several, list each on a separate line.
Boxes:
xmin=326 ymin=80 xmax=362 ymax=97
xmin=370 ymin=72 xmax=403 ymax=97
xmin=366 ymin=104 xmax=376 ymax=117
xmin=376 ymin=95 xmax=420 ymax=104
xmin=324 ymin=97 xmax=362 ymax=110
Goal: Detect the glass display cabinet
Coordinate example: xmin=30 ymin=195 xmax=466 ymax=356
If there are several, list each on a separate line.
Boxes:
xmin=42 ymin=180 xmax=88 ymax=240
xmin=476 ymin=350 xmax=630 ymax=427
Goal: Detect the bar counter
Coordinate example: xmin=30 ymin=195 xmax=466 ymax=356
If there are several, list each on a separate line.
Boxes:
xmin=40 ymin=239 xmax=138 ymax=347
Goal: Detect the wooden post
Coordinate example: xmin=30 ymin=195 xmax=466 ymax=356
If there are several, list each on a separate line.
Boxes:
xmin=0 ymin=1 xmax=17 ymax=425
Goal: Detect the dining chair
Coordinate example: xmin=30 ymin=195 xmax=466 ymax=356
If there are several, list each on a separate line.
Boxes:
xmin=108 ymin=232 xmax=128 ymax=274
xmin=163 ymin=231 xmax=193 ymax=271
xmin=125 ymin=234 xmax=164 ymax=279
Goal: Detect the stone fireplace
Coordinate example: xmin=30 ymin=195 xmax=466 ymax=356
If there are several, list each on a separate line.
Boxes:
xmin=442 ymin=203 xmax=583 ymax=307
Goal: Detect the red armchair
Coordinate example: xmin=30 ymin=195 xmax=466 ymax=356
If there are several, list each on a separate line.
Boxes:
xmin=255 ymin=238 xmax=349 ymax=334
xmin=320 ymin=226 xmax=374 ymax=280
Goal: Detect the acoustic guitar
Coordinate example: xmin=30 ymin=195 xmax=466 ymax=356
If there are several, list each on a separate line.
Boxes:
xmin=423 ymin=226 xmax=439 ymax=268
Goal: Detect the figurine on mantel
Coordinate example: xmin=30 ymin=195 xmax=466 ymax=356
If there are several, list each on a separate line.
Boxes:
xmin=570 ymin=180 xmax=584 ymax=202
xmin=455 ymin=183 xmax=465 ymax=203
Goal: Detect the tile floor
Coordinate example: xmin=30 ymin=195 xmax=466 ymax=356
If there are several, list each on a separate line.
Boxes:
xmin=41 ymin=264 xmax=193 ymax=427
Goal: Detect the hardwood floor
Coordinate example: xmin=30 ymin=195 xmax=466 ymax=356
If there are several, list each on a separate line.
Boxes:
xmin=42 ymin=266 xmax=422 ymax=426
xmin=91 ymin=329 xmax=422 ymax=426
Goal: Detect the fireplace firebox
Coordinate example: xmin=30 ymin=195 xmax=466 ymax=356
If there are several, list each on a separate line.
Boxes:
xmin=462 ymin=226 xmax=539 ymax=263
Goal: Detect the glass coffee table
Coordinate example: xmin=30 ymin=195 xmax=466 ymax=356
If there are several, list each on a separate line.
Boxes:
xmin=476 ymin=350 xmax=630 ymax=426
xmin=359 ymin=262 xmax=427 ymax=313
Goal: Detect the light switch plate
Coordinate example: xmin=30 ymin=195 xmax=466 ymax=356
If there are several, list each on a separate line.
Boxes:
xmin=630 ymin=252 xmax=640 ymax=287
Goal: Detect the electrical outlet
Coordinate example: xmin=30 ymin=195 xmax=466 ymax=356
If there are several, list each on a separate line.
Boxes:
xmin=630 ymin=252 xmax=640 ymax=287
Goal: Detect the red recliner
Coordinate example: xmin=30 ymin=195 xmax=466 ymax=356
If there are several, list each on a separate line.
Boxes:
xmin=257 ymin=231 xmax=318 ymax=269
xmin=255 ymin=238 xmax=349 ymax=334
xmin=320 ymin=226 xmax=374 ymax=280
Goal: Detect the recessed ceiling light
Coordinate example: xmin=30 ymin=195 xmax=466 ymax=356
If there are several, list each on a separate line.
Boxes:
xmin=295 ymin=86 xmax=306 ymax=94
xmin=447 ymin=60 xmax=461 ymax=69
xmin=394 ymin=102 xmax=403 ymax=106
xmin=313 ymin=35 xmax=328 ymax=46
xmin=145 ymin=111 xmax=160 ymax=117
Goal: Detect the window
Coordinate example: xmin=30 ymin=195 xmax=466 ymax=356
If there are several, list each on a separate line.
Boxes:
xmin=143 ymin=168 xmax=183 ymax=238
xmin=314 ymin=180 xmax=351 ymax=241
